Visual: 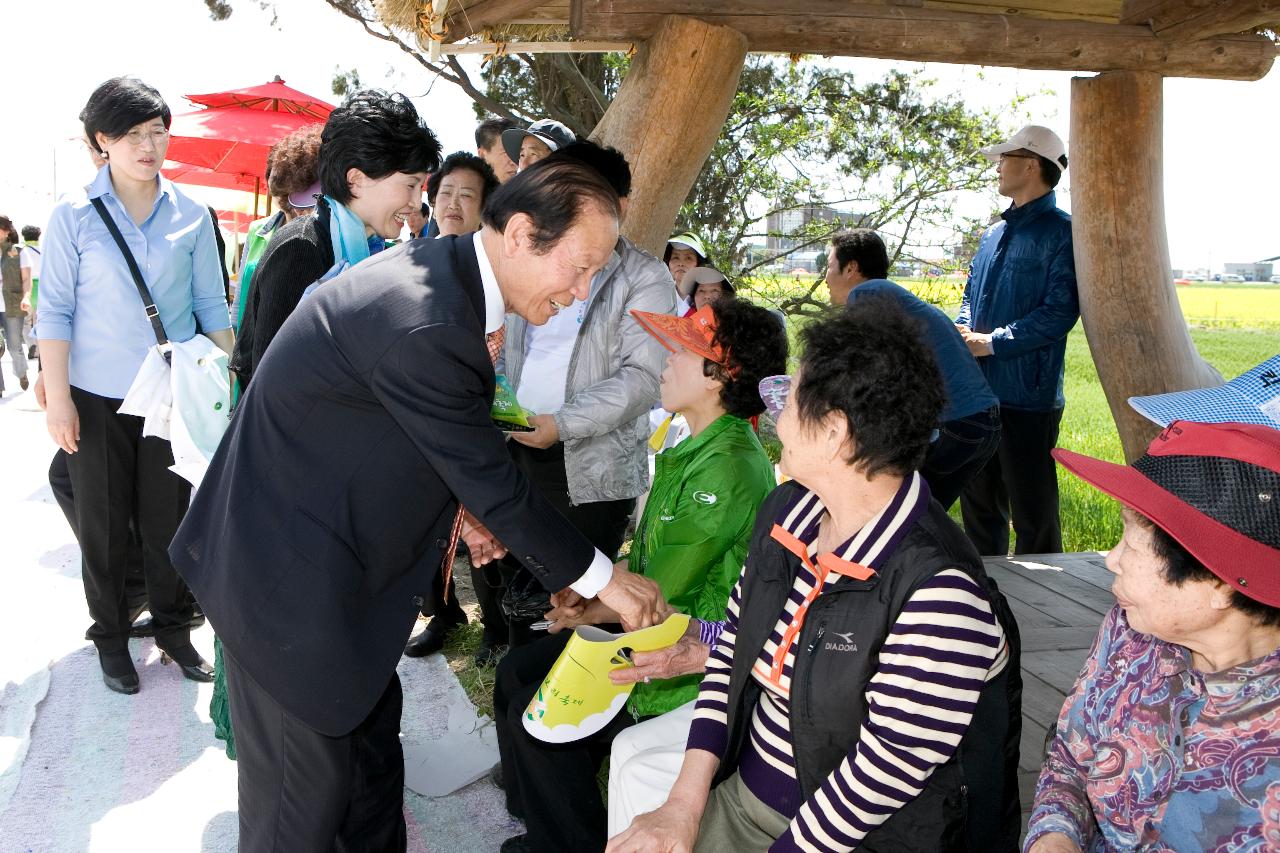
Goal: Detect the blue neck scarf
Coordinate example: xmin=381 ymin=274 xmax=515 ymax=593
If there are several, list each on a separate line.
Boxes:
xmin=324 ymin=195 xmax=385 ymax=267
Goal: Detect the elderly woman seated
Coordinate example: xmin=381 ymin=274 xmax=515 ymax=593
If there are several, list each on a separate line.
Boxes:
xmin=493 ymin=298 xmax=788 ymax=853
xmin=1026 ymin=420 xmax=1280 ymax=852
xmin=609 ymin=296 xmax=1023 ymax=853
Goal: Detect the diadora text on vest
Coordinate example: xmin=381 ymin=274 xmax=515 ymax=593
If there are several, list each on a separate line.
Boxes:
xmin=824 ymin=631 xmax=858 ymax=653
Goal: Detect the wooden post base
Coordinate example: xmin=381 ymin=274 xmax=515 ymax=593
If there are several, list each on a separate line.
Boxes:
xmin=1070 ymin=70 xmax=1223 ymax=462
xmin=589 ymin=15 xmax=748 ymax=256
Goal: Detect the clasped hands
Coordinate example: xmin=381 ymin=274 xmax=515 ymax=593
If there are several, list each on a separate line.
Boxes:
xmin=955 ymin=324 xmax=994 ymax=357
xmin=546 ymin=563 xmax=671 ymax=634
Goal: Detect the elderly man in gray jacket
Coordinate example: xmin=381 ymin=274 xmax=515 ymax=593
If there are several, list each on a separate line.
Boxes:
xmin=494 ymin=143 xmax=673 ymax=653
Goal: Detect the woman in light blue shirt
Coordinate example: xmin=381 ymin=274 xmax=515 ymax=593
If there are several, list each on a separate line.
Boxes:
xmin=37 ymin=77 xmax=233 ymax=695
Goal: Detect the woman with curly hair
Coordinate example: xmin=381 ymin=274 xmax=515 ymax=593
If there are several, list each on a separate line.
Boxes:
xmin=610 ymin=295 xmax=1022 ymax=853
xmin=229 ymin=90 xmax=440 ymax=391
xmin=494 ymin=299 xmax=788 ymax=853
xmin=231 ymin=124 xmax=323 ymax=335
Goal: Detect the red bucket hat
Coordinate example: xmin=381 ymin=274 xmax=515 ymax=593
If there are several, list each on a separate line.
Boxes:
xmin=1053 ymin=421 xmax=1280 ymax=607
xmin=630 ymin=304 xmax=732 ymax=370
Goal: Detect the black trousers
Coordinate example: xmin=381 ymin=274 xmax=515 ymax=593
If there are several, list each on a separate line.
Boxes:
xmin=494 ymin=632 xmax=636 ymax=852
xmin=960 ymin=406 xmax=1064 ymax=556
xmin=921 ymin=406 xmax=1002 ymax=511
xmin=224 ymin=648 xmax=406 ymax=853
xmin=49 ymin=449 xmax=149 ymax=619
xmin=500 ymin=442 xmax=635 ymax=648
xmin=65 ymin=386 xmax=192 ymax=653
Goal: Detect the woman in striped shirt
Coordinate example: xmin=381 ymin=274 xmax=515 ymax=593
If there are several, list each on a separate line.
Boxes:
xmin=608 ymin=296 xmax=1022 ymax=853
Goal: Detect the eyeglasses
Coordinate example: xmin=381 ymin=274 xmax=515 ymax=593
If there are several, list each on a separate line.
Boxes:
xmin=997 ymin=152 xmax=1037 ymax=165
xmin=121 ymin=128 xmax=170 ymax=147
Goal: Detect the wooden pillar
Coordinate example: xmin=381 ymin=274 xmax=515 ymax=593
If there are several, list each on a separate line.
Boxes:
xmin=588 ymin=15 xmax=748 ymax=255
xmin=1070 ymin=70 xmax=1222 ymax=462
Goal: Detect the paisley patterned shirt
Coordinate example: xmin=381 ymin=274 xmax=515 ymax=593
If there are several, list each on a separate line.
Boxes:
xmin=1026 ymin=605 xmax=1280 ymax=852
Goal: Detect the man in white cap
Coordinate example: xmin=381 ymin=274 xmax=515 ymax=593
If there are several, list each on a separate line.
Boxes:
xmin=502 ymin=119 xmax=577 ymax=173
xmin=955 ymin=124 xmax=1079 ymax=557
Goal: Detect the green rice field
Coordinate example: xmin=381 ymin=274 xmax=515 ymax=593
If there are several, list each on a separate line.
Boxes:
xmin=750 ymin=277 xmax=1279 ymax=553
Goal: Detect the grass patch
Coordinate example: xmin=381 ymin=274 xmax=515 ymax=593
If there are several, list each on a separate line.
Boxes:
xmin=442 ymin=620 xmax=497 ymax=719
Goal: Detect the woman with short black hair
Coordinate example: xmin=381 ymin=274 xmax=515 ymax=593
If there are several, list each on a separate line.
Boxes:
xmin=610 ymin=296 xmax=1022 ymax=853
xmin=37 ymin=76 xmax=233 ymax=693
xmin=230 ymin=90 xmax=440 ymax=390
xmin=426 ymin=151 xmax=499 ymax=237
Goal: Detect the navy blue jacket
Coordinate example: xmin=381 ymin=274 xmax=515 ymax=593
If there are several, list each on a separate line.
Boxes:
xmin=957 ymin=191 xmax=1078 ymax=411
xmin=850 ymin=279 xmax=999 ymax=422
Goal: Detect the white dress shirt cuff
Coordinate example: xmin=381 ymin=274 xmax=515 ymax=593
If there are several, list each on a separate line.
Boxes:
xmin=569 ymin=549 xmax=615 ymax=598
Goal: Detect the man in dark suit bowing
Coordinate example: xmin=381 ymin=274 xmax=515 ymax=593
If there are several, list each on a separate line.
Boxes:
xmin=170 ymin=157 xmax=667 ymax=853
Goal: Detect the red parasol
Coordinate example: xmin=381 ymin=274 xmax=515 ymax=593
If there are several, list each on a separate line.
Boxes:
xmin=185 ymin=76 xmax=334 ymax=119
xmin=163 ymin=77 xmax=334 ymax=216
xmin=162 ymin=161 xmax=259 ymax=193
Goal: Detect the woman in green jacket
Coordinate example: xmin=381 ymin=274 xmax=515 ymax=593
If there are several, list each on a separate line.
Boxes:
xmin=494 ymin=299 xmax=788 ymax=853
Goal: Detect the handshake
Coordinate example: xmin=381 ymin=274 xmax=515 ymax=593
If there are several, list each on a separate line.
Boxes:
xmin=457 ymin=511 xmax=670 ymax=634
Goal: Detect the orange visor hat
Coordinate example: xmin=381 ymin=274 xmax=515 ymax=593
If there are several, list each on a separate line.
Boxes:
xmin=630 ymin=304 xmax=732 ymax=368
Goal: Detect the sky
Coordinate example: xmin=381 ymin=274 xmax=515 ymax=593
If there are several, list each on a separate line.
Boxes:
xmin=4 ymin=0 xmax=1277 ymax=272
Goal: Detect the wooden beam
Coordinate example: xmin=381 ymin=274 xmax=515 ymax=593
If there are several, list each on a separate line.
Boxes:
xmin=590 ymin=15 xmax=748 ymax=255
xmin=1070 ymin=71 xmax=1223 ymax=462
xmin=445 ymin=0 xmax=548 ymax=38
xmin=1121 ymin=0 xmax=1280 ymax=41
xmin=571 ymin=0 xmax=1277 ymax=80
xmin=438 ymin=40 xmax=633 ymax=53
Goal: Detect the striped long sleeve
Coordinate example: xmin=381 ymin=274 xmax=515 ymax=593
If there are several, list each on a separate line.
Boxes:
xmin=686 ymin=566 xmax=746 ymax=759
xmin=772 ymin=569 xmax=1007 ymax=853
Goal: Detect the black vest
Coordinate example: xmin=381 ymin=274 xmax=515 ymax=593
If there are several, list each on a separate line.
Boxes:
xmin=714 ymin=482 xmax=1023 ymax=852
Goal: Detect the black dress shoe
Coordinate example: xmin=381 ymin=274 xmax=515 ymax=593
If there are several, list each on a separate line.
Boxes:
xmin=129 ymin=611 xmax=208 ymax=638
xmin=99 ymin=649 xmax=140 ymax=695
xmin=473 ymin=634 xmax=506 ymax=668
xmin=161 ymin=644 xmax=214 ymax=683
xmin=403 ymin=617 xmax=465 ymax=658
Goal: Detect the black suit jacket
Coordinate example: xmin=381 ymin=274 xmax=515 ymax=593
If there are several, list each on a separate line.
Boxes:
xmin=171 ymin=235 xmax=596 ymax=736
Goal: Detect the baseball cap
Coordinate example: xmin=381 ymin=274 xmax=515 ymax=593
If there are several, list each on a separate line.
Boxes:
xmin=667 ymin=232 xmax=707 ymax=261
xmin=1128 ymin=354 xmax=1280 ymax=429
xmin=501 ymin=119 xmax=577 ymax=165
xmin=1053 ymin=420 xmax=1280 ymax=607
xmin=983 ymin=125 xmax=1068 ymax=170
xmin=631 ymin=304 xmax=729 ymax=367
xmin=287 ymin=181 xmax=321 ymax=209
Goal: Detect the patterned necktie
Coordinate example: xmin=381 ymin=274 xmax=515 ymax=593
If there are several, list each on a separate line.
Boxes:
xmin=440 ymin=325 xmax=506 ymax=600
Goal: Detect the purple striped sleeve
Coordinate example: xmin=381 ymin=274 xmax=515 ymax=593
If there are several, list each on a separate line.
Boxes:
xmin=770 ymin=570 xmax=1004 ymax=853
xmin=698 ymin=618 xmax=726 ymax=648
xmin=686 ymin=573 xmax=745 ymax=758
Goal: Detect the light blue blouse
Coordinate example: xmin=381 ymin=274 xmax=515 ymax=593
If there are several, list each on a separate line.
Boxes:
xmin=36 ymin=166 xmax=230 ymax=399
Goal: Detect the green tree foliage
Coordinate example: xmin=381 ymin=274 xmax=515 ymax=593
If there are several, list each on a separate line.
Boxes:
xmin=679 ymin=60 xmax=1016 ymax=315
xmin=202 ymin=2 xmax=1018 ymax=316
xmin=478 ymin=53 xmax=627 ymax=137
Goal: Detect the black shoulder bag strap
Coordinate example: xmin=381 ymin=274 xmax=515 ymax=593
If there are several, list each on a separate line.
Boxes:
xmin=89 ymin=196 xmax=170 ymax=355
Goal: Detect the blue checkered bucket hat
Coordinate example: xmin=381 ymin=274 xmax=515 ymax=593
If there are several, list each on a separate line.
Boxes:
xmin=1128 ymin=354 xmax=1280 ymax=429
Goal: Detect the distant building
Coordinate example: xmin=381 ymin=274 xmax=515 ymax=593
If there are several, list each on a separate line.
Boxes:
xmin=1224 ymin=262 xmax=1273 ymax=282
xmin=765 ymin=204 xmax=849 ymax=253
